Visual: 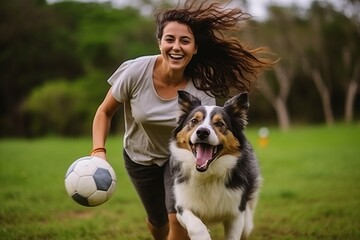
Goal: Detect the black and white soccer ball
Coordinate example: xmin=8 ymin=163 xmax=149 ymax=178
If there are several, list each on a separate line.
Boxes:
xmin=65 ymin=156 xmax=117 ymax=207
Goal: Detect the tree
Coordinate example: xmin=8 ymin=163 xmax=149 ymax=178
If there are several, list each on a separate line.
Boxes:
xmin=244 ymin=6 xmax=300 ymax=130
xmin=23 ymin=71 xmax=109 ymax=137
xmin=304 ymin=1 xmax=360 ymax=124
xmin=0 ymin=0 xmax=84 ymax=136
xmin=244 ymin=1 xmax=359 ymax=127
xmin=343 ymin=49 xmax=359 ymax=123
xmin=340 ymin=0 xmax=360 ymax=123
xmin=0 ymin=0 xmax=158 ymax=136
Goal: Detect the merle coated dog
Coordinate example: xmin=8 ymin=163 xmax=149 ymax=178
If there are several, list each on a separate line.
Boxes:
xmin=169 ymin=90 xmax=261 ymax=240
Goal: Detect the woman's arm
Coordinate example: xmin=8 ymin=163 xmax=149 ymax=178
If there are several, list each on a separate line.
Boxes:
xmin=91 ymin=87 xmax=121 ymax=160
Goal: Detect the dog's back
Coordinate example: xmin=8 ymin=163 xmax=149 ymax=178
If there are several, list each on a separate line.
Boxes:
xmin=170 ymin=91 xmax=261 ymax=240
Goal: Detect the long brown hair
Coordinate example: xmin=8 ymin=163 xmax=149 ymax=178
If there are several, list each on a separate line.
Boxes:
xmin=154 ymin=0 xmax=274 ymax=98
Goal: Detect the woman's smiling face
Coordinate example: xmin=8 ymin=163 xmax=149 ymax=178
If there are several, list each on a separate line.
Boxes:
xmin=159 ymin=21 xmax=197 ymax=72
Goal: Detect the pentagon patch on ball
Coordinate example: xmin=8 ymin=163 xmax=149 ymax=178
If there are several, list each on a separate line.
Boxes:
xmin=64 ymin=156 xmax=117 ymax=207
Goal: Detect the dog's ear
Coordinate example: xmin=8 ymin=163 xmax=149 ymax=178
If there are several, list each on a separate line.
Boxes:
xmin=224 ymin=92 xmax=249 ymax=111
xmin=173 ymin=91 xmax=202 ymax=136
xmin=224 ymin=92 xmax=249 ymax=127
xmin=177 ymin=90 xmax=202 ymax=115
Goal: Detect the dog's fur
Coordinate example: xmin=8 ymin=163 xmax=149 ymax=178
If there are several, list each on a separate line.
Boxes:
xmin=169 ymin=90 xmax=261 ymax=240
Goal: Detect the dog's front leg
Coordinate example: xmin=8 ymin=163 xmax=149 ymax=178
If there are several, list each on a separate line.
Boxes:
xmin=176 ymin=208 xmax=211 ymax=240
xmin=224 ymin=213 xmax=245 ymax=240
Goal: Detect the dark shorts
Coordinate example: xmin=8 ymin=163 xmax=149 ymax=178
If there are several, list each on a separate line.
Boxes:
xmin=123 ymin=150 xmax=176 ymax=228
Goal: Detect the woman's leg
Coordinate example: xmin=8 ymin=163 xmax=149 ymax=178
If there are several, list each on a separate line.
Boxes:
xmin=123 ymin=150 xmax=169 ymax=239
xmin=147 ymin=219 xmax=169 ymax=240
xmin=167 ymin=213 xmax=190 ymax=240
xmin=164 ymin=161 xmax=190 ymax=240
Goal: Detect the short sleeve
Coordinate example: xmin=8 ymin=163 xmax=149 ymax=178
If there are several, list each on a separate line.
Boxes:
xmin=185 ymin=81 xmax=216 ymax=106
xmin=107 ymin=60 xmax=132 ymax=103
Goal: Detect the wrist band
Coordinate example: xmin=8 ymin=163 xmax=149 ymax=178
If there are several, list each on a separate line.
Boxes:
xmin=90 ymin=147 xmax=106 ymax=155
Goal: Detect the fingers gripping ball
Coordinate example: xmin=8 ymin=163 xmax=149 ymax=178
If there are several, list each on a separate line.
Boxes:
xmin=65 ymin=156 xmax=117 ymax=207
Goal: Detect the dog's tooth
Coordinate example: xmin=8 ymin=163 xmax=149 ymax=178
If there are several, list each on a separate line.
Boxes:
xmin=191 ymin=144 xmax=197 ymax=156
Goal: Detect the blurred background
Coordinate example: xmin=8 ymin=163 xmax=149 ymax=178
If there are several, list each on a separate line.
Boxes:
xmin=1 ymin=0 xmax=359 ymax=138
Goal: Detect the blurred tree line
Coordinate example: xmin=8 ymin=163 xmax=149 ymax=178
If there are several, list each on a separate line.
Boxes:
xmin=0 ymin=0 xmax=359 ymax=137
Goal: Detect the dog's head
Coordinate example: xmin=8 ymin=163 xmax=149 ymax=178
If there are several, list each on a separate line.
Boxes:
xmin=172 ymin=90 xmax=249 ymax=172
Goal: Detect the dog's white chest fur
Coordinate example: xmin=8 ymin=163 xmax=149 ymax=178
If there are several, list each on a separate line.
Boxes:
xmin=175 ymin=175 xmax=242 ymax=222
xmin=170 ymin=142 xmax=244 ymax=222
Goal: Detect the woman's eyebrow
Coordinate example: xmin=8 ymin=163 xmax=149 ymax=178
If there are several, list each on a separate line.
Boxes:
xmin=164 ymin=34 xmax=192 ymax=39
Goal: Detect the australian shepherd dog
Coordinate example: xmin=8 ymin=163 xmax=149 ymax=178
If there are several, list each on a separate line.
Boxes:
xmin=169 ymin=90 xmax=262 ymax=240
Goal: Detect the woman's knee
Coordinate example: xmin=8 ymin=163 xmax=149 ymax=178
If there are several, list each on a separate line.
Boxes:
xmin=147 ymin=219 xmax=169 ymax=240
xmin=168 ymin=213 xmax=190 ymax=240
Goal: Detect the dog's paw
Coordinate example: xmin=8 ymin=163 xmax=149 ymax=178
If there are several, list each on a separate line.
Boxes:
xmin=176 ymin=210 xmax=211 ymax=240
xmin=187 ymin=226 xmax=211 ymax=240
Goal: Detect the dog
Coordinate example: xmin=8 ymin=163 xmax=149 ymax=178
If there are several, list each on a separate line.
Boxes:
xmin=169 ymin=90 xmax=262 ymax=240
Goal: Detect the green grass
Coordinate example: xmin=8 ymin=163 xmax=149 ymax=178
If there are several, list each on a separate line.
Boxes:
xmin=1 ymin=124 xmax=359 ymax=239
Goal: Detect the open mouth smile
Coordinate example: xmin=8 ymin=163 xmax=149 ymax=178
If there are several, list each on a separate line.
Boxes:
xmin=190 ymin=142 xmax=223 ymax=172
xmin=169 ymin=54 xmax=184 ymax=60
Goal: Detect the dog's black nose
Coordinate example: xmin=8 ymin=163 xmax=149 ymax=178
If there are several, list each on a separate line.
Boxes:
xmin=196 ymin=128 xmax=210 ymax=140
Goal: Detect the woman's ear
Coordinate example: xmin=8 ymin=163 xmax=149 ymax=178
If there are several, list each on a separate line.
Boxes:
xmin=194 ymin=45 xmax=198 ymax=55
xmin=158 ymin=39 xmax=162 ymax=52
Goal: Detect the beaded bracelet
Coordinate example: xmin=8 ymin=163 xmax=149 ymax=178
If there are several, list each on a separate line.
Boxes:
xmin=90 ymin=147 xmax=106 ymax=155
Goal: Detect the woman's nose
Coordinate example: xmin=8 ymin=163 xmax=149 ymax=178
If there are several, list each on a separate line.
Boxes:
xmin=173 ymin=40 xmax=180 ymax=50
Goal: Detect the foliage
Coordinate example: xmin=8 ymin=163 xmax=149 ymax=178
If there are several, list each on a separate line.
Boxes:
xmin=52 ymin=1 xmax=158 ymax=71
xmin=0 ymin=0 xmax=359 ymax=137
xmin=23 ymin=71 xmax=108 ymax=136
xmin=0 ymin=125 xmax=359 ymax=239
xmin=0 ymin=0 xmax=85 ymax=136
xmin=244 ymin=2 xmax=360 ymax=127
xmin=0 ymin=0 xmax=157 ymax=137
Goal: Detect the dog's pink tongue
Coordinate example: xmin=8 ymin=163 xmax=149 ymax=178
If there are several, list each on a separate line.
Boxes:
xmin=196 ymin=144 xmax=212 ymax=168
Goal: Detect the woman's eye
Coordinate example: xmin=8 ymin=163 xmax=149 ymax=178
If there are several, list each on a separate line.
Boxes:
xmin=164 ymin=37 xmax=174 ymax=42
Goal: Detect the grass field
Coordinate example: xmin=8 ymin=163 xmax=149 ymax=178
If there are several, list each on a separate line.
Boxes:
xmin=1 ymin=124 xmax=359 ymax=239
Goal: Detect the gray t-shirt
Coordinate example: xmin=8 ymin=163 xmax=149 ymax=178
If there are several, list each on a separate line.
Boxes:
xmin=108 ymin=55 xmax=216 ymax=166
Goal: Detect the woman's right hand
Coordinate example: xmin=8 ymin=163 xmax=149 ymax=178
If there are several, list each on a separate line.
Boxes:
xmin=91 ymin=151 xmax=107 ymax=161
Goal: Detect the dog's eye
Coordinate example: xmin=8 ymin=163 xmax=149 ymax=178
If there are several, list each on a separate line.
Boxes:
xmin=190 ymin=118 xmax=199 ymax=124
xmin=214 ymin=122 xmax=225 ymax=128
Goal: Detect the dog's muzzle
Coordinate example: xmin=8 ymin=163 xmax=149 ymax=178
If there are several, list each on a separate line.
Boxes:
xmin=190 ymin=127 xmax=223 ymax=172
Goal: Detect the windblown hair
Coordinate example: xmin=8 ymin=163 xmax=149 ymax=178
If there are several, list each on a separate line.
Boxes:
xmin=154 ymin=0 xmax=274 ymax=98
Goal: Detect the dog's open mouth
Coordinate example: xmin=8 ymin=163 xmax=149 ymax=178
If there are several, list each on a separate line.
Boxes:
xmin=191 ymin=143 xmax=223 ymax=172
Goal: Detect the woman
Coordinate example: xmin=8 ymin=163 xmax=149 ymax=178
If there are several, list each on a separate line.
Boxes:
xmin=90 ymin=1 xmax=273 ymax=239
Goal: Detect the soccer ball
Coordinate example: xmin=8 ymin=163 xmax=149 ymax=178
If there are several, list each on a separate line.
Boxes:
xmin=65 ymin=156 xmax=117 ymax=207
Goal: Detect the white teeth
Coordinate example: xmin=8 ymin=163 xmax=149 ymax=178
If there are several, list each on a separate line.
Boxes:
xmin=170 ymin=54 xmax=184 ymax=59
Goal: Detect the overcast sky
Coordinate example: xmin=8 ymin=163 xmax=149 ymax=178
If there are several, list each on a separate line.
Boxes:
xmin=46 ymin=0 xmax=343 ymax=19
xmin=249 ymin=0 xmax=313 ymax=19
